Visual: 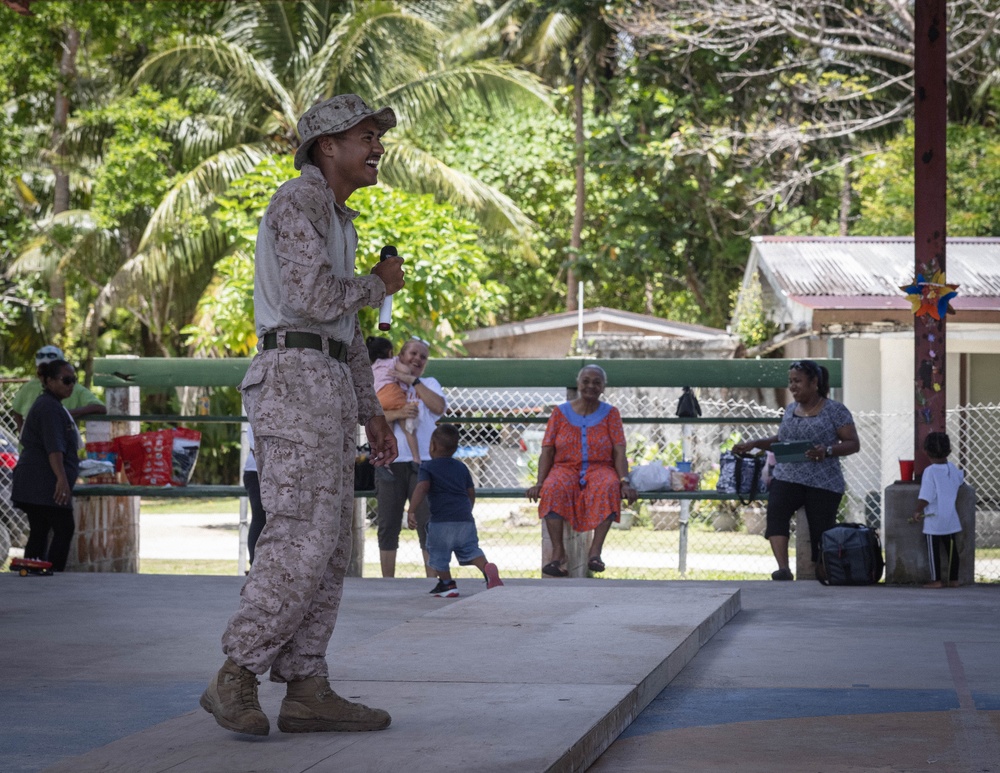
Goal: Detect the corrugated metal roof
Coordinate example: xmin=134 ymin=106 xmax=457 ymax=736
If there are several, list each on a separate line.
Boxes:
xmin=464 ymin=306 xmax=734 ymax=342
xmin=751 ymin=236 xmax=1000 ymax=297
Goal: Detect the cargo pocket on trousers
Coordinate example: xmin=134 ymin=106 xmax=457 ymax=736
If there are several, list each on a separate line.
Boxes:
xmin=260 ymin=481 xmax=313 ymax=520
xmin=257 ymin=437 xmax=314 ymax=519
xmin=240 ymin=575 xmax=284 ymax=615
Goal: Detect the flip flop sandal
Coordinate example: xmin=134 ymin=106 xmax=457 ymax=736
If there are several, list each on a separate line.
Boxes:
xmin=542 ymin=560 xmax=568 ymax=577
xmin=588 ymin=556 xmax=606 ymax=573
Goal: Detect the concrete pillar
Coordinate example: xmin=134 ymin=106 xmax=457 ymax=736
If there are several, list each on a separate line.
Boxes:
xmin=69 ymin=378 xmax=140 ymax=572
xmin=348 ymin=497 xmax=365 ymax=577
xmin=794 ymin=508 xmax=816 ymax=580
xmin=884 ymin=482 xmax=976 ymax=585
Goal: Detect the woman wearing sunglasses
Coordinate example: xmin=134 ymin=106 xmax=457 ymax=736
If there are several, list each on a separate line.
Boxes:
xmin=10 ymin=344 xmax=105 ymax=435
xmin=11 ymin=359 xmax=81 ymax=571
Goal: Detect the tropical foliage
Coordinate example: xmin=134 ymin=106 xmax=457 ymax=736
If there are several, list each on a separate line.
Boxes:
xmin=0 ymin=0 xmax=999 ymax=377
xmin=184 ymin=155 xmax=507 ymax=356
xmin=854 ymin=120 xmax=1000 ymax=237
xmin=2 ymin=0 xmax=545 ymax=370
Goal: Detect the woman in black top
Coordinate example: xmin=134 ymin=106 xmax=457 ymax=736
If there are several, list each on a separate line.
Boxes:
xmin=12 ymin=359 xmax=81 ymax=571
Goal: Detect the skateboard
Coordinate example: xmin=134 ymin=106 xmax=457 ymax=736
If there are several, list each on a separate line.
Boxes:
xmin=9 ymin=557 xmax=54 ymax=576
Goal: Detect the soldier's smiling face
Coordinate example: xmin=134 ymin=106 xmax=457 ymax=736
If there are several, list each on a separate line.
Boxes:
xmin=322 ymin=117 xmax=386 ymax=195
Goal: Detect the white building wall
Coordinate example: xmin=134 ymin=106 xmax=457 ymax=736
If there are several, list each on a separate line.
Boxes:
xmin=947 ymin=323 xmax=1000 ymax=354
xmin=850 ymin=328 xmax=999 ymax=490
xmin=947 ymin=352 xmax=962 ymax=409
xmin=842 ymin=339 xmax=881 ymax=413
xmin=879 ymin=336 xmax=915 ymax=486
xmin=947 ymin=322 xmax=1000 ymax=407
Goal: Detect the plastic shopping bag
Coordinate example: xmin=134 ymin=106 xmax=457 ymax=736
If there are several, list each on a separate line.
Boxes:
xmin=171 ymin=428 xmax=202 ymax=486
xmin=115 ymin=428 xmax=202 ymax=487
xmin=84 ymin=440 xmax=119 ymax=484
xmin=629 ymin=462 xmax=671 ymax=491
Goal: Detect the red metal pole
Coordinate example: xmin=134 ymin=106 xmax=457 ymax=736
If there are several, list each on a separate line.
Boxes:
xmin=913 ymin=0 xmax=948 ymax=476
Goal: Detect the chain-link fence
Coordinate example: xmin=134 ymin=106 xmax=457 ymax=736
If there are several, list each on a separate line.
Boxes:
xmin=2 ymin=377 xmax=997 ymax=582
xmin=0 ymin=379 xmax=29 ymax=557
xmin=363 ymin=387 xmax=1000 ymax=583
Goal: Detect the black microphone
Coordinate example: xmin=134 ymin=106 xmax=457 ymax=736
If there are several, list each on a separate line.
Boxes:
xmin=378 ymin=245 xmax=397 ymax=331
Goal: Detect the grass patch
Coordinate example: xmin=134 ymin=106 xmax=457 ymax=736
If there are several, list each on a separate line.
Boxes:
xmin=364 ymin=562 xmax=429 ymax=579
xmin=469 ymin=523 xmax=775 ymax=556
xmin=141 ymin=498 xmax=242 ymax=515
xmin=140 ymin=559 xmax=240 ymax=575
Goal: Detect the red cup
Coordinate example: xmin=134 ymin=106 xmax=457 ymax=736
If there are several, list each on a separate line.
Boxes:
xmin=899 ymin=459 xmax=914 ymax=482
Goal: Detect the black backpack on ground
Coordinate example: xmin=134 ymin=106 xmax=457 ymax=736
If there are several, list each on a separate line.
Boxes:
xmin=817 ymin=523 xmax=885 ymax=586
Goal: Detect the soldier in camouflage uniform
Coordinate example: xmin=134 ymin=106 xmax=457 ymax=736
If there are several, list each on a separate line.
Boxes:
xmin=201 ymin=94 xmax=405 ymax=736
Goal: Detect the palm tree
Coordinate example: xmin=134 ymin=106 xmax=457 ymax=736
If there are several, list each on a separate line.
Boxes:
xmin=10 ymin=0 xmax=548 ymax=360
xmin=464 ymin=0 xmax=621 ymax=311
xmin=102 ymin=0 xmax=547 ymax=343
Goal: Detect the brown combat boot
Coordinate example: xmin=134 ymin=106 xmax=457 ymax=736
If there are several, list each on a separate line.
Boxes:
xmin=200 ymin=658 xmax=270 ymax=735
xmin=278 ymin=677 xmax=391 ymax=733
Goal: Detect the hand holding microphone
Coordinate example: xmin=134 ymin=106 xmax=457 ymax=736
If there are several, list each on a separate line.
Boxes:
xmin=377 ymin=245 xmax=395 ymax=331
xmin=372 ymin=245 xmax=404 ymax=330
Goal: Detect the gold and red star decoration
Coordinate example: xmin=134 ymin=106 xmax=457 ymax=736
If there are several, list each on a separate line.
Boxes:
xmin=900 ymin=271 xmax=959 ymax=320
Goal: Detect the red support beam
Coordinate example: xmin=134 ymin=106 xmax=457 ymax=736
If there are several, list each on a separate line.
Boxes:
xmin=913 ymin=0 xmax=948 ymax=476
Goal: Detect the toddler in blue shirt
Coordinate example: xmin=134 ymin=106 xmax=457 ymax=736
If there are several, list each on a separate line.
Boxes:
xmin=408 ymin=424 xmax=503 ymax=597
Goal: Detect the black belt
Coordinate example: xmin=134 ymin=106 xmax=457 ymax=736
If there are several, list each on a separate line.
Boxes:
xmin=261 ymin=331 xmax=348 ymax=362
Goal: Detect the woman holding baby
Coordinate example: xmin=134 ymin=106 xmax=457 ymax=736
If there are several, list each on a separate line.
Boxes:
xmin=368 ymin=336 xmax=446 ymax=578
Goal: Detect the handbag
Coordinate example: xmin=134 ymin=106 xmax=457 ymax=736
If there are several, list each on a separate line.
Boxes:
xmin=717 ymin=452 xmax=767 ymax=505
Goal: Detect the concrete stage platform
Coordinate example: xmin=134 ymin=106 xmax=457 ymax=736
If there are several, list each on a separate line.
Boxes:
xmin=5 ymin=575 xmax=1000 ymax=773
xmin=1 ymin=575 xmax=739 ymax=773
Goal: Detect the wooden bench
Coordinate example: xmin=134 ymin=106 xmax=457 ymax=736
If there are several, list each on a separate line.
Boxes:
xmin=73 ymin=484 xmax=375 ymax=498
xmin=73 ymin=484 xmax=763 ymax=502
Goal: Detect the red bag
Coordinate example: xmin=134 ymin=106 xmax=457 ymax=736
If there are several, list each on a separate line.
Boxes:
xmin=115 ymin=430 xmax=174 ymax=486
xmin=114 ymin=428 xmax=203 ymax=487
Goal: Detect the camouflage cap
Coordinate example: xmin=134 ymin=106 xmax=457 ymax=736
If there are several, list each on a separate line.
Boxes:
xmin=294 ymin=94 xmax=397 ymax=170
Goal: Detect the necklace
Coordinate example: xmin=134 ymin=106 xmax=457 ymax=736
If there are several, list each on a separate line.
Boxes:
xmin=797 ymin=397 xmax=825 ymax=417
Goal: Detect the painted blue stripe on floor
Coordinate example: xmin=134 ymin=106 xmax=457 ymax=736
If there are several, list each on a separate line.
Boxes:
xmin=0 ymin=682 xmax=206 ymax=773
xmin=622 ymin=687 xmax=966 ymax=737
xmin=972 ymin=692 xmax=1000 ymax=710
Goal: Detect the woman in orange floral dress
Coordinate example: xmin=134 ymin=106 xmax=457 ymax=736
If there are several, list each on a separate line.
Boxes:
xmin=527 ymin=365 xmax=637 ymax=576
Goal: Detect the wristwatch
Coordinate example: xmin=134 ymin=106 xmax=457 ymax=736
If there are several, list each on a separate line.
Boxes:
xmin=825 ymin=445 xmax=834 ymax=458
xmin=412 ymin=377 xmax=421 ymax=386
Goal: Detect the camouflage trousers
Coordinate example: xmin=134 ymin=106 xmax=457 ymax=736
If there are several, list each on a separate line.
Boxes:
xmin=222 ymin=348 xmax=357 ymax=682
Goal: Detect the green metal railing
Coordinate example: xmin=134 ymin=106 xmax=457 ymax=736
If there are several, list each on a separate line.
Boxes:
xmin=92 ymin=357 xmax=842 ymax=390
